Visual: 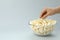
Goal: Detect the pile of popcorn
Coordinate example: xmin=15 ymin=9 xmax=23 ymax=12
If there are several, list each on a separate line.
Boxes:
xmin=30 ymin=19 xmax=56 ymax=35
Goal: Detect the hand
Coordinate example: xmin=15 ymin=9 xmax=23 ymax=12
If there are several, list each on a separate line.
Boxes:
xmin=40 ymin=7 xmax=56 ymax=19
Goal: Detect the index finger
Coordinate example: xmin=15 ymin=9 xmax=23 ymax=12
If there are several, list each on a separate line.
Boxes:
xmin=40 ymin=8 xmax=47 ymax=18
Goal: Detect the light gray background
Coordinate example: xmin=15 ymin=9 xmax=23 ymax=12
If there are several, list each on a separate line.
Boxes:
xmin=0 ymin=0 xmax=60 ymax=40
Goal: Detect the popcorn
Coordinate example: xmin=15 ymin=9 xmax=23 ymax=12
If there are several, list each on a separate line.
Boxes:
xmin=29 ymin=19 xmax=56 ymax=35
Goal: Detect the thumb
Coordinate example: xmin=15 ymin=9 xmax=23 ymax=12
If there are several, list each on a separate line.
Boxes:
xmin=41 ymin=13 xmax=49 ymax=19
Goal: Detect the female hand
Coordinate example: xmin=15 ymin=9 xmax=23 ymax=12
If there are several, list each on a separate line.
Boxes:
xmin=40 ymin=7 xmax=56 ymax=19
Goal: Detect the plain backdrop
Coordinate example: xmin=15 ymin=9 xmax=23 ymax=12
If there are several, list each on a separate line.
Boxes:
xmin=0 ymin=0 xmax=60 ymax=40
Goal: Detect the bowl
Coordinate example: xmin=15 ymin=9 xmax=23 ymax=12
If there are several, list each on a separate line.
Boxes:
xmin=29 ymin=19 xmax=56 ymax=36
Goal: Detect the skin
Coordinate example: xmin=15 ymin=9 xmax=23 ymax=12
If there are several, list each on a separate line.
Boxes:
xmin=40 ymin=7 xmax=60 ymax=19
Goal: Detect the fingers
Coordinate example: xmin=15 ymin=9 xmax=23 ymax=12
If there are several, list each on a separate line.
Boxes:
xmin=40 ymin=8 xmax=47 ymax=18
xmin=40 ymin=7 xmax=55 ymax=19
xmin=41 ymin=13 xmax=49 ymax=19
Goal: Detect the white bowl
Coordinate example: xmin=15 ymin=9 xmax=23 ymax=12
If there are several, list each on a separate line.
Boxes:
xmin=29 ymin=19 xmax=56 ymax=36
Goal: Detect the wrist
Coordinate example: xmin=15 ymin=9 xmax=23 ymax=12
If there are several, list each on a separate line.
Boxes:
xmin=52 ymin=8 xmax=57 ymax=14
xmin=54 ymin=7 xmax=60 ymax=14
